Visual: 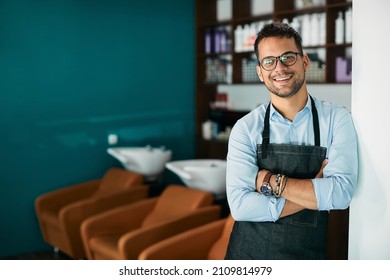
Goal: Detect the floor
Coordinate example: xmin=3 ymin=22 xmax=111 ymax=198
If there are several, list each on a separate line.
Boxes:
xmin=1 ymin=250 xmax=73 ymax=260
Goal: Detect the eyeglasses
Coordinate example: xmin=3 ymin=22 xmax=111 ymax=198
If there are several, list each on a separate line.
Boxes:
xmin=258 ymin=51 xmax=303 ymax=71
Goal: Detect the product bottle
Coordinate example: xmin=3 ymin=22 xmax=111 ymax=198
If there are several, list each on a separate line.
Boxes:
xmin=226 ymin=63 xmax=232 ymax=84
xmin=243 ymin=24 xmax=250 ymax=51
xmin=214 ymin=27 xmax=221 ymax=53
xmin=202 ymin=120 xmax=212 ymax=140
xmin=205 ymin=28 xmax=212 ymax=54
xmin=220 ymin=27 xmax=227 ymax=52
xmin=290 ymin=17 xmax=301 ymax=35
xmin=319 ymin=13 xmax=326 ymax=45
xmin=301 ymin=14 xmax=311 ymax=46
xmin=234 ymin=25 xmax=243 ymax=52
xmin=248 ymin=23 xmax=257 ymax=51
xmin=345 ymin=8 xmax=352 ymax=43
xmin=335 ymin=11 xmax=344 ymax=44
xmin=310 ymin=13 xmax=319 ymax=46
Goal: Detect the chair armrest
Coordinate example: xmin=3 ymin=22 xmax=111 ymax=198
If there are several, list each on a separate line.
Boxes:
xmin=35 ymin=179 xmax=101 ymax=213
xmin=90 ymin=184 xmax=149 ymax=209
xmin=139 ymin=219 xmax=226 ymax=260
xmin=81 ymin=198 xmax=157 ymax=242
xmin=58 ymin=185 xmax=150 ymax=241
xmin=61 ymin=184 xmax=150 ymax=220
xmin=118 ymin=205 xmax=221 ymax=259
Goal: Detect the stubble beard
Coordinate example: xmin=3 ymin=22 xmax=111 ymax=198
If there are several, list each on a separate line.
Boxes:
xmin=264 ymin=72 xmax=306 ymax=99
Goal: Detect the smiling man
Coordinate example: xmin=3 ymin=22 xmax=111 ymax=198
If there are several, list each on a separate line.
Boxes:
xmin=224 ymin=21 xmax=358 ymax=260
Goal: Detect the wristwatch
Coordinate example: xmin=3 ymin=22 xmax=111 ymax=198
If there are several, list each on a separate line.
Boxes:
xmin=259 ymin=171 xmax=273 ymax=196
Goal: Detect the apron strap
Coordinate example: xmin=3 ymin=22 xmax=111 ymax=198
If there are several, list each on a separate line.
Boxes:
xmin=262 ymin=103 xmax=271 ymax=159
xmin=310 ymin=95 xmax=321 ymax=147
xmin=261 ymin=95 xmax=321 ymax=159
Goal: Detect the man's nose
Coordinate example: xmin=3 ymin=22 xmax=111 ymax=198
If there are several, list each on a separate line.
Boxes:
xmin=274 ymin=58 xmax=288 ymax=72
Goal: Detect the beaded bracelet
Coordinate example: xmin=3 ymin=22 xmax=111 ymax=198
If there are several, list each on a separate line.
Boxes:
xmin=274 ymin=174 xmax=288 ymax=197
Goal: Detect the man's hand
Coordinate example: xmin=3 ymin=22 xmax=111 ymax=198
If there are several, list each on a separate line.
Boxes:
xmin=315 ymin=159 xmax=328 ymax=178
xmin=256 ymin=158 xmax=328 ymax=190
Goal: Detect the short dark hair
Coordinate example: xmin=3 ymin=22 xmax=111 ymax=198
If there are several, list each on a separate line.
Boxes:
xmin=254 ymin=21 xmax=303 ymax=60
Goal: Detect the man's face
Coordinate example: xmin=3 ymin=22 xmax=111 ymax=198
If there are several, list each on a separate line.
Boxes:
xmin=256 ymin=37 xmax=309 ymax=99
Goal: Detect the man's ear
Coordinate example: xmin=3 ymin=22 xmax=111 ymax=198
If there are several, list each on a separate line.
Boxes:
xmin=256 ymin=65 xmax=264 ymax=82
xmin=303 ymin=53 xmax=310 ymax=72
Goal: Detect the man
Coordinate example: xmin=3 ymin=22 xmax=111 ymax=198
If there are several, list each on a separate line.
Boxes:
xmin=225 ymin=21 xmax=358 ymax=259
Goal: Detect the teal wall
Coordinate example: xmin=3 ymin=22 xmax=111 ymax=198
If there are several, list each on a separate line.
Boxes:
xmin=0 ymin=0 xmax=195 ymax=257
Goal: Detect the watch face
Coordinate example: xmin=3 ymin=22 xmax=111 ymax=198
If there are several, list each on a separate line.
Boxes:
xmin=260 ymin=184 xmax=272 ymax=196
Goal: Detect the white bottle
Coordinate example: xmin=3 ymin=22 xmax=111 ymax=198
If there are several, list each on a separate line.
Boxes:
xmin=248 ymin=23 xmax=257 ymax=51
xmin=226 ymin=63 xmax=232 ymax=84
xmin=335 ymin=11 xmax=344 ymax=44
xmin=202 ymin=120 xmax=212 ymax=140
xmin=290 ymin=17 xmax=301 ymax=35
xmin=234 ymin=25 xmax=243 ymax=52
xmin=301 ymin=14 xmax=311 ymax=46
xmin=319 ymin=13 xmax=326 ymax=45
xmin=345 ymin=8 xmax=352 ymax=43
xmin=243 ymin=24 xmax=251 ymax=51
xmin=310 ymin=13 xmax=319 ymax=46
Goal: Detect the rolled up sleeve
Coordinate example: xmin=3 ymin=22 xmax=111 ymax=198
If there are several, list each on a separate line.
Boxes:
xmin=226 ymin=119 xmax=285 ymax=222
xmin=312 ymin=110 xmax=358 ymax=210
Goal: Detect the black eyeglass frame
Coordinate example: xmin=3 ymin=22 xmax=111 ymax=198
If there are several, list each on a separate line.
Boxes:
xmin=258 ymin=51 xmax=304 ymax=71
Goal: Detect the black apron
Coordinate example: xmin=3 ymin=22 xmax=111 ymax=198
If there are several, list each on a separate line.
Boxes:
xmin=225 ymin=96 xmax=329 ymax=260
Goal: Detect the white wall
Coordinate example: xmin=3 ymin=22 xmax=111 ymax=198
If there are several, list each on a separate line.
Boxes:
xmin=349 ymin=0 xmax=390 ymax=259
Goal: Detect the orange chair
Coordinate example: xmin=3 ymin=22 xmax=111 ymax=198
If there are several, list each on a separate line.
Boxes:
xmin=138 ymin=215 xmax=234 ymax=260
xmin=35 ymin=167 xmax=149 ymax=259
xmin=81 ymin=185 xmax=221 ymax=260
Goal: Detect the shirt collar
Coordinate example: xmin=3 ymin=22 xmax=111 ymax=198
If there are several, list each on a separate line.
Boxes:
xmin=269 ymin=94 xmax=312 ymax=122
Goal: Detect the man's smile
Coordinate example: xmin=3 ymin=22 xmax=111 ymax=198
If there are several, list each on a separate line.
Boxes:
xmin=272 ymin=74 xmax=293 ymax=84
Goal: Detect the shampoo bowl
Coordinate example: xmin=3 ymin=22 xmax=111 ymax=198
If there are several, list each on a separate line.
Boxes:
xmin=165 ymin=159 xmax=227 ymax=198
xmin=107 ymin=146 xmax=172 ymax=181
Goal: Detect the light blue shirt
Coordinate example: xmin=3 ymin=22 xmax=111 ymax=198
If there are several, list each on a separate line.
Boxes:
xmin=226 ymin=95 xmax=358 ymax=222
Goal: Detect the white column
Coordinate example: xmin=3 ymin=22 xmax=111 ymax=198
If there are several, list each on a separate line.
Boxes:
xmin=349 ymin=0 xmax=390 ymax=259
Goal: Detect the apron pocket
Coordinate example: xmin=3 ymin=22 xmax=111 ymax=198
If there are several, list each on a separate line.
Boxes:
xmin=279 ymin=210 xmax=319 ymax=227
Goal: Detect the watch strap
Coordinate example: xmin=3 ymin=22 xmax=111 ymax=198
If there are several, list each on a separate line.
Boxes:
xmin=262 ymin=171 xmax=272 ymax=185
